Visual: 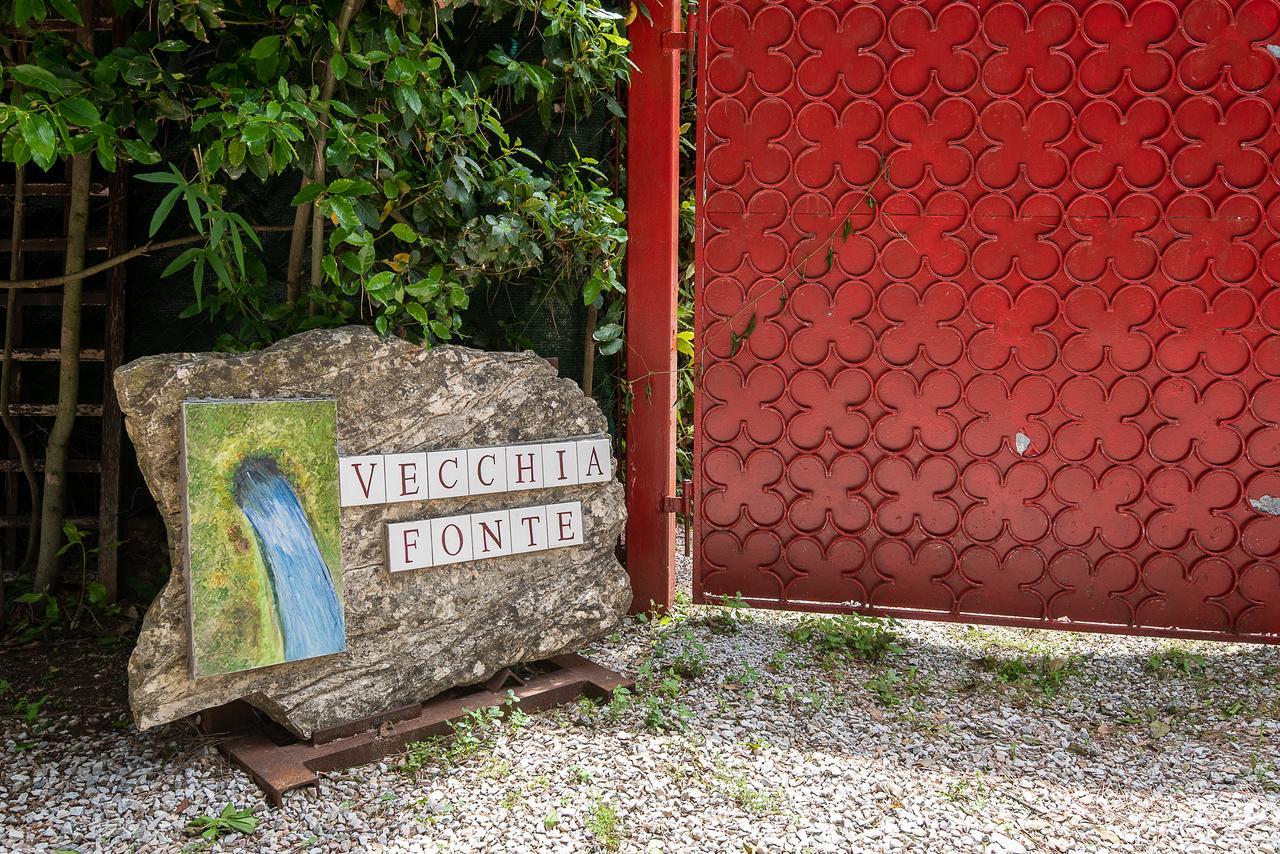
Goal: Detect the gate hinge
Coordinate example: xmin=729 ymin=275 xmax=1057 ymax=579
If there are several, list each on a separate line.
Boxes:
xmin=661 ymin=478 xmax=693 ymax=515
xmin=660 ymin=11 xmax=697 ymax=53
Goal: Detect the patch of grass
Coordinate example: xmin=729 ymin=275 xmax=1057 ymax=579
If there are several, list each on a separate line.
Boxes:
xmin=978 ymin=654 xmax=1082 ymax=697
xmin=13 ymin=693 xmax=50 ymax=729
xmin=586 ymin=797 xmax=621 ymax=851
xmin=185 ymin=804 xmax=258 ymax=841
xmin=398 ymin=693 xmax=526 ymax=777
xmin=1144 ymin=647 xmax=1208 ymax=678
xmin=788 ymin=614 xmax=903 ymax=665
xmin=713 ymin=764 xmax=784 ymax=814
xmin=865 ymin=666 xmax=930 ymax=709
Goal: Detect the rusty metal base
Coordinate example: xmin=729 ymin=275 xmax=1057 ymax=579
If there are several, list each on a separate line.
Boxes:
xmin=197 ymin=653 xmax=632 ymax=805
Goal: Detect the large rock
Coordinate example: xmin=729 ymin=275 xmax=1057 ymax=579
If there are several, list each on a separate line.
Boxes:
xmin=115 ymin=326 xmax=629 ymax=737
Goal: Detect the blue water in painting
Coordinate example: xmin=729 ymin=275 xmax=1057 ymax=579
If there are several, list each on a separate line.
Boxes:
xmin=232 ymin=456 xmax=345 ymax=662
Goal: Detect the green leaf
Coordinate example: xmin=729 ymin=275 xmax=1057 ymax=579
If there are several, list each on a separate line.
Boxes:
xmin=59 ymin=96 xmax=99 ymax=128
xmin=119 ymin=139 xmax=161 ymax=165
xmin=19 ymin=114 xmax=57 ymax=170
xmin=249 ymin=36 xmax=281 ymax=60
xmin=149 ymin=187 xmax=182 ymax=237
xmin=161 ymin=247 xmax=202 ymax=277
xmin=331 ymin=53 xmax=348 ymax=81
xmin=47 ymin=0 xmax=82 ymax=24
xmin=593 ymin=322 xmax=623 ymax=342
xmin=291 ymin=182 xmax=326 ymax=206
xmin=599 ymin=338 xmax=624 ymax=356
xmin=390 ymin=222 xmax=417 ymax=242
xmin=405 ymin=301 xmax=430 ymax=326
xmin=8 ymin=64 xmax=62 ymax=95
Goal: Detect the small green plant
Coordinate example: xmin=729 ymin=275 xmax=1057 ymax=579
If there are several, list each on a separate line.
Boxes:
xmin=788 ymin=614 xmax=904 ymax=665
xmin=1145 ymin=647 xmax=1208 ymax=678
xmin=13 ymin=693 xmax=50 ymax=729
xmin=603 ymin=685 xmax=633 ymax=722
xmin=586 ymin=797 xmax=621 ymax=851
xmin=704 ymin=592 xmax=753 ymax=635
xmin=713 ymin=765 xmax=784 ymax=814
xmin=979 ymin=654 xmax=1082 ymax=697
xmin=865 ymin=667 xmax=929 ymax=709
xmin=185 ymin=804 xmax=259 ymax=841
xmin=399 ymin=693 xmax=525 ymax=777
xmin=542 ymin=808 xmax=560 ymax=830
xmin=765 ymin=648 xmax=789 ymax=673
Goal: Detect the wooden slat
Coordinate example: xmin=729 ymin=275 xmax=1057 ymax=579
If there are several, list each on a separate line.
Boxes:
xmin=12 ymin=292 xmax=107 ymax=307
xmin=0 ymin=515 xmax=96 ymax=529
xmin=0 ymin=182 xmax=109 ymax=198
xmin=8 ymin=348 xmax=105 ymax=362
xmin=0 ymin=459 xmax=101 ymax=473
xmin=0 ymin=236 xmax=110 ymax=253
xmin=7 ymin=403 xmax=104 ymax=417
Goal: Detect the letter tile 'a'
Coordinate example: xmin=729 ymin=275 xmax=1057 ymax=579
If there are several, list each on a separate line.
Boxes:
xmin=576 ymin=438 xmax=612 ymax=484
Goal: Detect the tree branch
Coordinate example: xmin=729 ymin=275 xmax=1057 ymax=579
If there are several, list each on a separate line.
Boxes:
xmin=0 ymin=225 xmax=294 ymax=290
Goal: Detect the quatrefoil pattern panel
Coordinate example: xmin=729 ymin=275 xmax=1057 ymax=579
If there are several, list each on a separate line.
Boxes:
xmin=694 ymin=0 xmax=1280 ymax=642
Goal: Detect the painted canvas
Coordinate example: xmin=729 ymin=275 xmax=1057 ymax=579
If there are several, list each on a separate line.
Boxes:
xmin=181 ymin=398 xmax=345 ymax=677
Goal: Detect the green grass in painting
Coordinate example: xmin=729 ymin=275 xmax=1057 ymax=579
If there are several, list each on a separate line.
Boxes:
xmin=183 ymin=399 xmax=341 ymax=676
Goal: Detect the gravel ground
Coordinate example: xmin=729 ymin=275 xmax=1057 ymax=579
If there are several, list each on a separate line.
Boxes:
xmin=2 ymin=552 xmax=1279 ymax=853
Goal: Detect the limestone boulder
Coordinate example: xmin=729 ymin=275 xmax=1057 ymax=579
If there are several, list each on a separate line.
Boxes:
xmin=115 ymin=326 xmax=629 ymax=737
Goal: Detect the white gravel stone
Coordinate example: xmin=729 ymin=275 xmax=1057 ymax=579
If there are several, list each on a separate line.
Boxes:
xmin=2 ymin=544 xmax=1278 ymax=852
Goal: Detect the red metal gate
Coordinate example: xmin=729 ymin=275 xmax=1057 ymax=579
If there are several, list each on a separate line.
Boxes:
xmin=693 ymin=0 xmax=1280 ymax=641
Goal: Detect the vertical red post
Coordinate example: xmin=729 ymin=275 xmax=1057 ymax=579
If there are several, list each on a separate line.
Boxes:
xmin=624 ymin=0 xmax=680 ymax=612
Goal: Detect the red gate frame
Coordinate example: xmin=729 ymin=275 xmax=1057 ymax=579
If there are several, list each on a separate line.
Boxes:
xmin=623 ymin=0 xmax=686 ymax=613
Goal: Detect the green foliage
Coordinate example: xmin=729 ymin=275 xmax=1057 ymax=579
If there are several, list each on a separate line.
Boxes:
xmin=399 ymin=691 xmax=527 ymax=777
xmin=185 ymin=804 xmax=260 ymax=841
xmin=1 ymin=0 xmax=629 ymax=349
xmin=1145 ymin=647 xmax=1208 ymax=678
xmin=978 ymin=653 xmax=1083 ymax=697
xmin=5 ymin=523 xmax=122 ymax=643
xmin=703 ymin=592 xmax=752 ymax=635
xmin=787 ymin=614 xmax=904 ymax=666
xmin=586 ymin=797 xmax=621 ymax=851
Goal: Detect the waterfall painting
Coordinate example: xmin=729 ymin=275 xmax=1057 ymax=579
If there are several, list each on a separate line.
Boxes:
xmin=181 ymin=398 xmax=345 ymax=677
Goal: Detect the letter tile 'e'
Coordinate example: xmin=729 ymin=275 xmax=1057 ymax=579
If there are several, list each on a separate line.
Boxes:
xmin=387 ymin=521 xmax=432 ymax=572
xmin=541 ymin=441 xmax=579 ymax=487
xmin=430 ymin=514 xmax=473 ymax=565
xmin=384 ymin=452 xmax=428 ymax=502
xmin=470 ymin=509 xmax=512 ymax=559
xmin=468 ymin=446 xmax=508 ymax=495
xmin=510 ymin=505 xmax=549 ymax=553
xmin=506 ymin=444 xmax=545 ymax=491
xmin=427 ymin=449 xmax=470 ymax=499
xmin=546 ymin=501 xmax=584 ymax=547
xmin=339 ymin=455 xmax=386 ymax=506
xmin=576 ymin=438 xmax=612 ymax=484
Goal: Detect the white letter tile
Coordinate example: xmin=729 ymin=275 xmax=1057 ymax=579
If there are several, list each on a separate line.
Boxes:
xmin=387 ymin=521 xmax=432 ymax=572
xmin=576 ymin=438 xmax=612 ymax=484
xmin=339 ymin=455 xmax=387 ymax=506
xmin=430 ymin=514 xmax=474 ymax=565
xmin=506 ymin=444 xmax=545 ymax=491
xmin=510 ymin=505 xmax=549 ymax=553
xmin=467 ymin=446 xmax=509 ymax=495
xmin=426 ymin=449 xmax=470 ymax=499
xmin=546 ymin=501 xmax=584 ymax=547
xmin=470 ymin=509 xmax=513 ymax=559
xmin=541 ymin=441 xmax=579 ymax=487
xmin=384 ymin=452 xmax=428 ymax=503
